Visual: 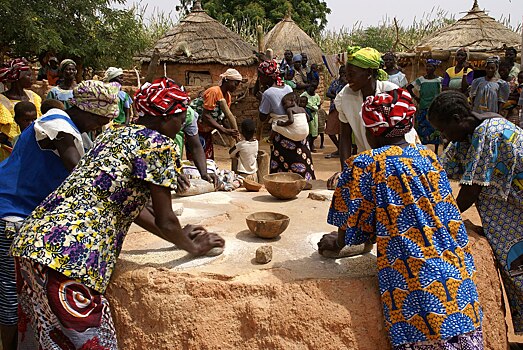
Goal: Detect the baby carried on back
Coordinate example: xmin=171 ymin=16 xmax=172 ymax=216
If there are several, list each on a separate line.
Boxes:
xmin=270 ymin=92 xmax=309 ymax=141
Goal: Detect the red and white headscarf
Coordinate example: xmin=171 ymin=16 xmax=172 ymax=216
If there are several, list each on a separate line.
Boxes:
xmin=361 ymin=89 xmax=416 ymax=138
xmin=134 ymin=77 xmax=190 ymax=117
xmin=0 ymin=58 xmax=31 ymax=83
xmin=258 ymin=60 xmax=283 ymax=86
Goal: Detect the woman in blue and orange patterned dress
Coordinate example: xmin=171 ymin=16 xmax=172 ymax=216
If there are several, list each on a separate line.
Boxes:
xmin=429 ymin=90 xmax=523 ymax=336
xmin=319 ymin=89 xmax=483 ymax=349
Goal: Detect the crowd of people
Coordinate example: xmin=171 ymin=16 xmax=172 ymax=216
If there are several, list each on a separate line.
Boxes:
xmin=0 ymin=42 xmax=520 ymax=350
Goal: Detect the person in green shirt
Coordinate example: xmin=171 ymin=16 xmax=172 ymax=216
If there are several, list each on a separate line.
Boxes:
xmin=300 ymin=80 xmax=321 ymax=152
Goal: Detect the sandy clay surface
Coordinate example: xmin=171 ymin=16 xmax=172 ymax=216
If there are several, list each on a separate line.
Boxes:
xmin=106 ymin=141 xmax=513 ymax=349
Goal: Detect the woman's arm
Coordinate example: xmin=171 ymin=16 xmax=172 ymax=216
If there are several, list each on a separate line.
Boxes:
xmin=148 ymin=183 xmax=224 ymax=255
xmin=338 ymin=121 xmax=353 ymax=170
xmin=456 ymin=184 xmax=482 ymax=213
xmin=406 ymin=83 xmax=419 ymax=102
xmin=52 ymin=132 xmax=82 ymax=172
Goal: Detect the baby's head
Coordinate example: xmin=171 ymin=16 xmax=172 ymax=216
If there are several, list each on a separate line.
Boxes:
xmin=14 ymin=101 xmax=37 ymax=132
xmin=41 ymin=99 xmax=65 ymax=115
xmin=298 ymin=96 xmax=308 ymax=108
xmin=282 ymin=92 xmax=297 ymax=109
xmin=311 ymin=63 xmax=319 ymax=72
xmin=241 ymin=118 xmax=256 ymax=141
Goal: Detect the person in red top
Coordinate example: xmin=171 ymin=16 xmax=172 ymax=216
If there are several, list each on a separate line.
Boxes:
xmin=189 ymin=69 xmax=242 ymax=159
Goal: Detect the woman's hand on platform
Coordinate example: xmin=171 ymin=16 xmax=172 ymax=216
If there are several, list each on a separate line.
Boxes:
xmin=175 ymin=173 xmax=191 ymax=193
xmin=327 ymin=172 xmax=341 ymax=190
xmin=202 ymin=173 xmax=220 ymax=189
xmin=318 ymin=232 xmax=341 ymax=256
xmin=184 ymin=225 xmax=225 ymax=255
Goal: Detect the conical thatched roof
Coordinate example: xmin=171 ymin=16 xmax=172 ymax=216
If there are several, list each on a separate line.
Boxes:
xmin=264 ymin=15 xmax=323 ymax=64
xmin=134 ymin=1 xmax=257 ymax=66
xmin=417 ymin=0 xmax=521 ymax=52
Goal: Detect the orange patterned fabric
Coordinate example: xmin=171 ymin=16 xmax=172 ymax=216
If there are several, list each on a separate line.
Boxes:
xmin=328 ymin=145 xmax=482 ymax=347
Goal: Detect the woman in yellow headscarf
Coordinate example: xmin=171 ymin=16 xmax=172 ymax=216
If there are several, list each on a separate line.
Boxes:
xmin=331 ymin=47 xmax=417 ymax=174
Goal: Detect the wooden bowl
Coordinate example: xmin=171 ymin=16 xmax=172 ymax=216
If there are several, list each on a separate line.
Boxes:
xmin=263 ymin=173 xmax=307 ymax=199
xmin=243 ymin=178 xmax=262 ymax=192
xmin=246 ymin=212 xmax=290 ymax=239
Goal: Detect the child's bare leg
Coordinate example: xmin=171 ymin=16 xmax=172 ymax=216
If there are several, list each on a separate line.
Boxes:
xmin=319 ymin=133 xmax=325 ymax=148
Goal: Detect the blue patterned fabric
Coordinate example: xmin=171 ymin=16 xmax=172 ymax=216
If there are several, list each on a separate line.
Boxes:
xmin=442 ymin=117 xmax=523 ymax=333
xmin=328 ymin=145 xmax=482 ymax=347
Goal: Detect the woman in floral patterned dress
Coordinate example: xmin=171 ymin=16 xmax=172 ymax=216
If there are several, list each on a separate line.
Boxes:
xmin=10 ymin=78 xmax=225 ymax=349
xmin=429 ymin=90 xmax=523 ymax=336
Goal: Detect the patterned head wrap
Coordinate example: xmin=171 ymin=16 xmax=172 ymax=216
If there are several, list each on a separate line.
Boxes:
xmin=347 ymin=46 xmax=388 ymax=81
xmin=486 ymin=56 xmax=501 ymax=66
xmin=0 ymin=58 xmax=31 ymax=83
xmin=103 ymin=67 xmax=124 ymax=82
xmin=258 ymin=60 xmax=283 ymax=86
xmin=426 ymin=59 xmax=442 ymax=66
xmin=134 ymin=77 xmax=190 ymax=117
xmin=361 ymin=88 xmax=416 ymax=138
xmin=218 ymin=68 xmax=243 ymax=86
xmin=70 ymin=80 xmax=120 ymax=119
xmin=59 ymin=59 xmax=76 ymax=72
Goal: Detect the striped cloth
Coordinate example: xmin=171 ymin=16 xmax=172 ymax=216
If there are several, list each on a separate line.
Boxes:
xmin=0 ymin=219 xmax=18 ymax=326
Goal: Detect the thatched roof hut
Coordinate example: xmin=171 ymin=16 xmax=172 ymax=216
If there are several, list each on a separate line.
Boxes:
xmin=264 ymin=15 xmax=323 ymax=65
xmin=397 ymin=0 xmax=521 ymax=82
xmin=414 ymin=0 xmax=520 ymax=61
xmin=134 ymin=1 xmax=260 ymax=131
xmin=135 ymin=1 xmax=257 ymax=67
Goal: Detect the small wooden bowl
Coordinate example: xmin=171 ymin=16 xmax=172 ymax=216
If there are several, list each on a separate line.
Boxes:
xmin=263 ymin=173 xmax=306 ymax=199
xmin=246 ymin=212 xmax=290 ymax=239
xmin=243 ymin=178 xmax=262 ymax=192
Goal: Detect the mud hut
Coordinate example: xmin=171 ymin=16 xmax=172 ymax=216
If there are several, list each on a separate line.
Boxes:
xmin=399 ymin=0 xmax=521 ymax=81
xmin=134 ymin=1 xmax=260 ymax=121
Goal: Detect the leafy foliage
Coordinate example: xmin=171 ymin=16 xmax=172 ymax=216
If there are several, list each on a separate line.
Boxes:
xmin=317 ymin=8 xmax=456 ymax=54
xmin=0 ymin=0 xmax=151 ymax=69
xmin=178 ymin=0 xmax=331 ymax=37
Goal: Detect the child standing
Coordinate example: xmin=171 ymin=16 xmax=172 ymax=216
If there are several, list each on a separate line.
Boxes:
xmin=12 ymin=101 xmax=37 ymax=147
xmin=407 ymin=59 xmax=443 ymax=153
xmin=283 ymin=70 xmax=297 ymax=90
xmin=229 ymin=119 xmax=259 ymax=182
xmin=300 ymin=81 xmax=321 ymax=152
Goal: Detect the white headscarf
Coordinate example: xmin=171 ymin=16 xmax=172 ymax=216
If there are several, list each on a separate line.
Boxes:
xmin=103 ymin=67 xmax=124 ymax=82
xmin=218 ymin=68 xmax=243 ymax=86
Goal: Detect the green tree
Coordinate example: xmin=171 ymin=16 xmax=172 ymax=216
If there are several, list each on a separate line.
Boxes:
xmin=0 ymin=0 xmax=151 ymax=70
xmin=178 ymin=0 xmax=330 ymax=37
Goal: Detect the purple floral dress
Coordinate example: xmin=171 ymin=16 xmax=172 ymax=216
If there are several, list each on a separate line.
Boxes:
xmin=11 ymin=125 xmax=181 ymax=293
